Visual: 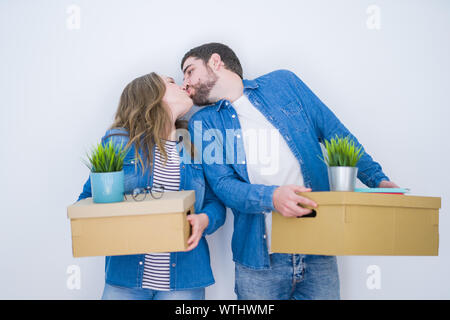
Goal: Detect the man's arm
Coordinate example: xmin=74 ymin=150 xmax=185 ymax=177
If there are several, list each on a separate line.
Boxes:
xmin=286 ymin=70 xmax=393 ymax=188
xmin=188 ymin=114 xmax=316 ymax=216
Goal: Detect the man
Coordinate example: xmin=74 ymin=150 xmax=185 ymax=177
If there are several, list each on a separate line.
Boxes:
xmin=181 ymin=42 xmax=398 ymax=300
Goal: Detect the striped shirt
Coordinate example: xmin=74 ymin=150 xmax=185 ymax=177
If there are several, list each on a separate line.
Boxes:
xmin=142 ymin=139 xmax=180 ymax=291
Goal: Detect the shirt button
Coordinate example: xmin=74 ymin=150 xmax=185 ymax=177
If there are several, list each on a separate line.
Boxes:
xmin=242 ymin=161 xmax=246 ymax=164
xmin=236 ymin=134 xmax=241 ymax=138
xmin=232 ymin=114 xmax=236 ymax=118
xmin=263 ymin=234 xmax=267 ymax=239
xmin=139 ymin=261 xmax=143 ymax=265
xmin=172 ymin=263 xmax=176 ymax=267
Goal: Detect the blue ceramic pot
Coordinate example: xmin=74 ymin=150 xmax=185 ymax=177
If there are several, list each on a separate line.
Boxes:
xmin=90 ymin=170 xmax=124 ymax=203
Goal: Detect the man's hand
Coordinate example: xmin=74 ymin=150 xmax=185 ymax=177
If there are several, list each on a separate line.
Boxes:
xmin=273 ymin=185 xmax=317 ymax=217
xmin=378 ymin=180 xmax=400 ymax=188
xmin=186 ymin=213 xmax=209 ymax=251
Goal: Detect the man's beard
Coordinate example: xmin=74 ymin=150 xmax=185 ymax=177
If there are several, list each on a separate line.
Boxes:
xmin=191 ymin=68 xmax=218 ymax=106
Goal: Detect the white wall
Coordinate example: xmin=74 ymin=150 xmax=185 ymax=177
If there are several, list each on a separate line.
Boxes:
xmin=1 ymin=0 xmax=449 ymax=299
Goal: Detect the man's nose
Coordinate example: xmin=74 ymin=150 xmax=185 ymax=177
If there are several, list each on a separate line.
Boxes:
xmin=182 ymin=79 xmax=189 ymax=91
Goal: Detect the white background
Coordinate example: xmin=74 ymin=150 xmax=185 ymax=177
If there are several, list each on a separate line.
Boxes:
xmin=1 ymin=0 xmax=449 ymax=299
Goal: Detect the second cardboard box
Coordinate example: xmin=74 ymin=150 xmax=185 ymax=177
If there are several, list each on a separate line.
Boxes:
xmin=271 ymin=192 xmax=441 ymax=256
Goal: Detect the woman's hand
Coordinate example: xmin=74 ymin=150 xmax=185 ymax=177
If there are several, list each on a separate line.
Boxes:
xmin=186 ymin=213 xmax=209 ymax=251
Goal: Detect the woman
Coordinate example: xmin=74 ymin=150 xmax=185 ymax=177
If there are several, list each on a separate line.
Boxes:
xmin=77 ymin=72 xmax=226 ymax=300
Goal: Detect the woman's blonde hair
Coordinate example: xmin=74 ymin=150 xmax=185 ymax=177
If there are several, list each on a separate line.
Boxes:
xmin=110 ymin=72 xmax=194 ymax=171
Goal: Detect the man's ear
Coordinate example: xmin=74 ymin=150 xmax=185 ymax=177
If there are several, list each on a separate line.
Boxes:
xmin=208 ymin=53 xmax=223 ymax=71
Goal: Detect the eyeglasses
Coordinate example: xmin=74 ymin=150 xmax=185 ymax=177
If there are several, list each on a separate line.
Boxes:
xmin=124 ymin=184 xmax=165 ymax=201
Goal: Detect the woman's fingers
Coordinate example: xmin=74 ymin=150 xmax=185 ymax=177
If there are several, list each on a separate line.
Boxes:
xmin=186 ymin=214 xmax=209 ymax=251
xmin=186 ymin=215 xmax=201 ymax=251
xmin=187 ymin=215 xmax=198 ymax=244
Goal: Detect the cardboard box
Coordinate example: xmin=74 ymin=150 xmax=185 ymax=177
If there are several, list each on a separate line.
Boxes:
xmin=271 ymin=192 xmax=441 ymax=256
xmin=67 ymin=190 xmax=195 ymax=257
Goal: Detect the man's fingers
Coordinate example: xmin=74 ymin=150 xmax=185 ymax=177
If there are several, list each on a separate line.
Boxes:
xmin=290 ymin=185 xmax=312 ymax=193
xmin=278 ymin=202 xmax=311 ymax=217
xmin=283 ymin=208 xmax=298 ymax=217
xmin=288 ymin=185 xmax=317 ymax=208
xmin=273 ymin=185 xmax=318 ymax=218
xmin=286 ymin=201 xmax=312 ymax=217
xmin=292 ymin=194 xmax=317 ymax=208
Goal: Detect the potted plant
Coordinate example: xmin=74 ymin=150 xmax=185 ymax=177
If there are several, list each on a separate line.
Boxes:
xmin=84 ymin=140 xmax=129 ymax=203
xmin=319 ymin=135 xmax=364 ymax=191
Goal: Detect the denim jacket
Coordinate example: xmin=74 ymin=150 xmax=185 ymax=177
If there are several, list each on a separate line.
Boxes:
xmin=77 ymin=128 xmax=226 ymax=290
xmin=188 ymin=69 xmax=390 ymax=270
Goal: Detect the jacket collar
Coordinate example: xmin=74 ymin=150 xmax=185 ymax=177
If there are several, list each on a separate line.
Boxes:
xmin=215 ymin=79 xmax=259 ymax=111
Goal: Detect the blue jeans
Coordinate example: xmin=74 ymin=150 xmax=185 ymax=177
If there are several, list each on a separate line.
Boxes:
xmin=101 ymin=283 xmax=205 ymax=300
xmin=235 ymin=253 xmax=340 ymax=300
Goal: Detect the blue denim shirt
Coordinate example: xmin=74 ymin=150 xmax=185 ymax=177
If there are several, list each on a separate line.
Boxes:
xmin=77 ymin=128 xmax=226 ymax=290
xmin=188 ymin=69 xmax=390 ymax=270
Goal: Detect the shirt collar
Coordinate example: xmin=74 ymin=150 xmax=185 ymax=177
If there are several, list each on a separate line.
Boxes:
xmin=243 ymin=79 xmax=258 ymax=90
xmin=215 ymin=79 xmax=259 ymax=111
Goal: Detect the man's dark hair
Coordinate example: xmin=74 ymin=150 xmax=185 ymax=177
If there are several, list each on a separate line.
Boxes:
xmin=181 ymin=42 xmax=243 ymax=79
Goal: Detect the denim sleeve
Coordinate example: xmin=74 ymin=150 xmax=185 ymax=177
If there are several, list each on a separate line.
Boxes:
xmin=204 ymin=163 xmax=277 ymax=214
xmin=286 ymin=70 xmax=390 ymax=188
xmin=77 ymin=176 xmax=92 ymax=201
xmin=188 ymin=116 xmax=278 ymax=214
xmin=201 ymin=176 xmax=226 ymax=235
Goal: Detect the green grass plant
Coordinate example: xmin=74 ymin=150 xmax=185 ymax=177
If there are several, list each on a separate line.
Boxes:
xmin=319 ymin=135 xmax=364 ymax=167
xmin=84 ymin=140 xmax=129 ymax=173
